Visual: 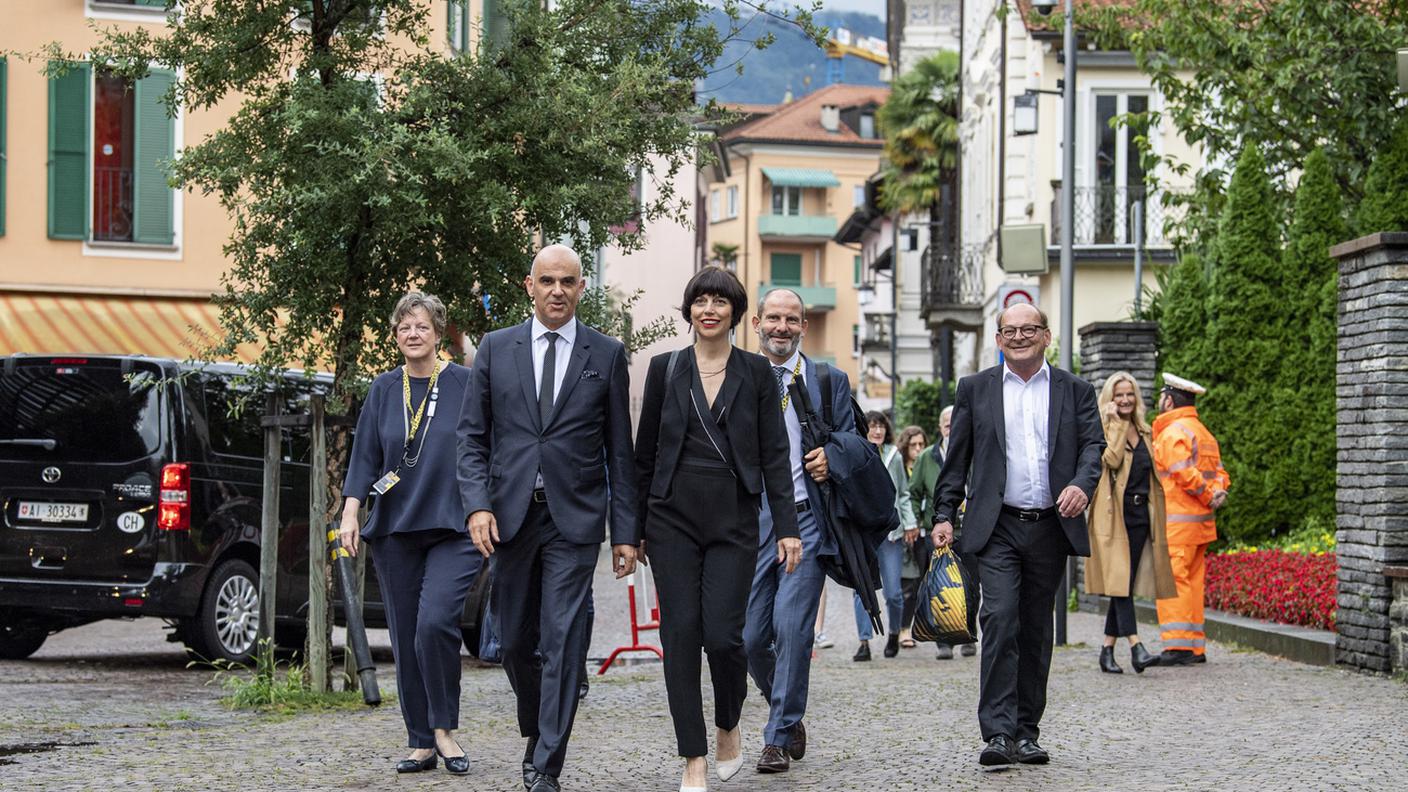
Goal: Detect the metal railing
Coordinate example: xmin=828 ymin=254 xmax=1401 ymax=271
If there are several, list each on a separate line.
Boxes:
xmin=1050 ymin=184 xmax=1175 ymax=247
xmin=920 ymin=242 xmax=984 ymax=311
xmin=93 ymin=166 xmax=134 ymax=242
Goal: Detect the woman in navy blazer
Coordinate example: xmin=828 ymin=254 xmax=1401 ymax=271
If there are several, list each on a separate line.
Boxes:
xmin=635 ymin=266 xmax=800 ymax=792
xmin=338 ymin=292 xmax=478 ymax=776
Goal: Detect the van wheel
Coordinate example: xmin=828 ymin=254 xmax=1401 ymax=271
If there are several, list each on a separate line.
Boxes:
xmin=0 ymin=622 xmax=50 ymax=660
xmin=184 ymin=559 xmax=261 ymax=665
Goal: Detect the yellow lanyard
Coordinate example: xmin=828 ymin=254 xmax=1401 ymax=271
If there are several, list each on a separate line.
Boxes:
xmin=778 ymin=356 xmax=804 ymax=413
xmin=401 ymin=361 xmax=441 ymax=445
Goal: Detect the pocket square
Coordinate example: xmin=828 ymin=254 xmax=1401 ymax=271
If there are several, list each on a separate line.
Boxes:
xmin=581 ymin=369 xmax=601 ymax=379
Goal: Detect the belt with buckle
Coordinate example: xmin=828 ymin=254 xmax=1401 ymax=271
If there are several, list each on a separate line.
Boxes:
xmin=532 ymin=489 xmax=548 ymax=504
xmin=796 ymin=499 xmax=811 ymax=514
xmin=1127 ymin=492 xmax=1149 ymax=507
xmin=1000 ymin=504 xmax=1057 ymax=522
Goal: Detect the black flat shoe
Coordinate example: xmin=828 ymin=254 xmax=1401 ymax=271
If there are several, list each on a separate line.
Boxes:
xmin=396 ymin=753 xmax=437 ymax=773
xmin=437 ymin=748 xmax=469 ymax=775
xmin=522 ymin=737 xmax=539 ymax=789
xmin=1015 ymin=738 xmax=1050 ymax=764
xmin=1159 ymin=649 xmax=1197 ymax=666
xmin=979 ymin=735 xmax=1016 ymax=766
xmin=1130 ymin=642 xmax=1160 ymax=673
xmin=853 ymin=641 xmax=871 ymax=662
xmin=1099 ymin=645 xmax=1123 ymax=674
xmin=883 ymin=634 xmax=900 ymax=658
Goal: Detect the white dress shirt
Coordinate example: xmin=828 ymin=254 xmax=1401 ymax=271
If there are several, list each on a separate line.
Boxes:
xmin=772 ymin=350 xmax=810 ymax=504
xmin=1002 ymin=361 xmax=1054 ymax=509
xmin=531 ymin=315 xmax=576 ymax=486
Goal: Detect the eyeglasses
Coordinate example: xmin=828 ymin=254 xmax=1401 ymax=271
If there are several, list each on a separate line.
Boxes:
xmin=998 ymin=324 xmax=1046 ymax=340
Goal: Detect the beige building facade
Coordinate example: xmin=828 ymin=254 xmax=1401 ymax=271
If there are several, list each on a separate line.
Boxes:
xmin=703 ymin=84 xmax=890 ymax=382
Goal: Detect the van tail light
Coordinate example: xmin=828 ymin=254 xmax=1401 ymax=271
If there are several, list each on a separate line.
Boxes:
xmin=158 ymin=463 xmax=190 ymax=531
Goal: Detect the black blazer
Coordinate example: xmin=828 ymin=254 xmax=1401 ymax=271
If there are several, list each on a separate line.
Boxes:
xmin=634 ymin=347 xmax=800 ymax=540
xmin=932 ymin=364 xmax=1104 ymax=556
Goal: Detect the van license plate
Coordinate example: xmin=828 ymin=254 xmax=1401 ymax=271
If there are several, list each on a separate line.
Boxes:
xmin=17 ymin=501 xmax=90 ymax=524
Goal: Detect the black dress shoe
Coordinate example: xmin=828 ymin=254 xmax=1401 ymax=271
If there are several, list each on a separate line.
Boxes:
xmin=884 ymin=633 xmax=900 ymax=658
xmin=1159 ymin=649 xmax=1197 ymax=666
xmin=785 ymin=720 xmax=807 ymax=760
xmin=757 ymin=744 xmax=790 ymax=773
xmin=437 ymin=749 xmax=470 ymax=775
xmin=1191 ymin=652 xmax=1207 ymax=664
xmin=852 ymin=641 xmax=871 ymax=661
xmin=529 ymin=774 xmax=561 ymax=792
xmin=522 ymin=737 xmax=539 ymax=789
xmin=1099 ymin=645 xmax=1123 ymax=674
xmin=1015 ymin=738 xmax=1049 ymax=765
xmin=1130 ymin=642 xmax=1160 ymax=673
xmin=396 ymin=753 xmax=437 ymax=773
xmin=979 ymin=735 xmax=1016 ymax=766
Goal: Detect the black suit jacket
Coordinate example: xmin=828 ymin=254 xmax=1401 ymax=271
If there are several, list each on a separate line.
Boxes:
xmin=932 ymin=364 xmax=1104 ymax=556
xmin=456 ymin=318 xmax=638 ymax=546
xmin=633 ymin=347 xmax=800 ymax=540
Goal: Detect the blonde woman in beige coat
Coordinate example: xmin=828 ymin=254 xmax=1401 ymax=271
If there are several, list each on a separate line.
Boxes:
xmin=1085 ymin=372 xmax=1177 ymax=674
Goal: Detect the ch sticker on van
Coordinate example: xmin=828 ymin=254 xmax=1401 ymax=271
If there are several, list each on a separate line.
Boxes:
xmin=117 ymin=512 xmax=145 ymax=534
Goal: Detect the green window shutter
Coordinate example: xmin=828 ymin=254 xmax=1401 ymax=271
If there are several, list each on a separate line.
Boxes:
xmin=1 ymin=57 xmax=7 ymax=237
xmin=134 ymin=0 xmax=169 ymax=7
xmin=770 ymin=253 xmax=802 ymax=286
xmin=482 ymin=0 xmax=508 ymax=51
xmin=47 ymin=61 xmax=90 ymax=241
xmin=133 ymin=68 xmax=176 ymax=246
xmin=853 ymin=255 xmax=861 ymax=286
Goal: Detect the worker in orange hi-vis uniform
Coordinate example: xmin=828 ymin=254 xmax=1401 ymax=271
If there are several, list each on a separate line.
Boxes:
xmin=1151 ymin=374 xmax=1230 ymax=667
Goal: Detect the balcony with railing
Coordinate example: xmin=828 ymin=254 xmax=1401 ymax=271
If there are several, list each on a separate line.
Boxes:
xmin=920 ymin=242 xmax=985 ymax=331
xmin=1049 ymin=184 xmax=1178 ymax=249
xmin=757 ymin=282 xmax=838 ymax=312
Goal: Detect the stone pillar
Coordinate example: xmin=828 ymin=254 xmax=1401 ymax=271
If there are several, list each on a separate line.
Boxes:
xmin=1331 ymin=232 xmax=1408 ymax=673
xmin=1075 ymin=321 xmax=1160 ymax=609
xmin=1077 ymin=321 xmax=1160 ymax=407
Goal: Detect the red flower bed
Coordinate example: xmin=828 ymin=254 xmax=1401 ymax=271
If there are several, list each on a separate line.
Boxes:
xmin=1205 ymin=550 xmax=1337 ymax=631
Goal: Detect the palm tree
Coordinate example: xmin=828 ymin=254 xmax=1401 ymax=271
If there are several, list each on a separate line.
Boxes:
xmin=876 ymin=50 xmax=960 ymax=401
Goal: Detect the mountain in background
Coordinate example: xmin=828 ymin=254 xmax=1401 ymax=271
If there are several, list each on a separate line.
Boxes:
xmin=696 ymin=9 xmax=887 ymax=106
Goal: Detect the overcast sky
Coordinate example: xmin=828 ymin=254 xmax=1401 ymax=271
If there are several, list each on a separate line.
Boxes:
xmin=822 ymin=0 xmax=888 ymax=15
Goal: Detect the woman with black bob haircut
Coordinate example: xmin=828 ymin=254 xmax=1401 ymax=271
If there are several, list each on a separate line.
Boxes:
xmin=636 ymin=266 xmax=801 ymax=791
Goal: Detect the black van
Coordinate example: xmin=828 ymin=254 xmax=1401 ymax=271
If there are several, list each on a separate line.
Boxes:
xmin=0 ymin=354 xmax=490 ymax=663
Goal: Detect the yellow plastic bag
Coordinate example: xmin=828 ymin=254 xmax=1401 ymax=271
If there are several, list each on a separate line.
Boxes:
xmin=912 ymin=546 xmax=977 ymax=645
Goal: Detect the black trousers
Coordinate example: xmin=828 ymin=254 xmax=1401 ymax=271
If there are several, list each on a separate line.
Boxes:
xmin=493 ymin=499 xmax=599 ymax=778
xmin=1104 ymin=497 xmax=1151 ymax=638
xmin=646 ymin=463 xmax=755 ymax=757
xmin=975 ymin=511 xmax=1071 ymax=743
xmin=367 ymin=528 xmax=481 ymax=748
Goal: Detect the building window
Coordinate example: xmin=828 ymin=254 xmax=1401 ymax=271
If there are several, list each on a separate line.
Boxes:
xmin=770 ymin=253 xmax=802 ymax=286
xmin=725 ymin=185 xmax=738 ymax=219
xmin=48 ymin=62 xmax=176 ymax=245
xmin=852 ymin=324 xmax=860 ymax=357
xmin=1090 ymin=92 xmax=1150 ymax=244
xmin=853 ymin=255 xmax=862 ymax=286
xmin=859 ymin=113 xmax=876 ymax=139
xmin=710 ymin=189 xmax=721 ymax=223
xmin=771 ymin=185 xmax=802 ymax=216
xmin=447 ymin=0 xmax=469 ymax=53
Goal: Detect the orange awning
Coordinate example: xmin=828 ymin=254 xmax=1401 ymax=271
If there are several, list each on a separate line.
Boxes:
xmin=0 ymin=292 xmax=261 ymax=363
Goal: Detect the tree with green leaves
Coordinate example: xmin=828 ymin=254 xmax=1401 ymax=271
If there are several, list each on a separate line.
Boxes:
xmin=1355 ymin=114 xmax=1408 ymax=235
xmin=1200 ymin=146 xmax=1285 ymax=544
xmin=895 ymin=378 xmax=952 ymax=437
xmin=1089 ymin=0 xmax=1407 ymax=246
xmin=1155 ymin=252 xmax=1208 ymax=386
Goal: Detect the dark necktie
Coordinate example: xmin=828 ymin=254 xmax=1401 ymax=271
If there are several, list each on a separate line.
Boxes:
xmin=539 ymin=331 xmax=560 ymax=427
xmin=773 ymin=365 xmax=788 ymax=403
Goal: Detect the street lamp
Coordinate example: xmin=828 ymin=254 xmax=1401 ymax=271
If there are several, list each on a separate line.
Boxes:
xmin=1031 ymin=0 xmax=1079 ymax=648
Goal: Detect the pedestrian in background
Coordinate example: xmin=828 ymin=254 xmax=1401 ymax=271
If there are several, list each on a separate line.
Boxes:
xmin=634 ymin=266 xmax=800 ymax=791
xmin=1084 ymin=372 xmax=1175 ymax=674
xmin=851 ymin=412 xmax=916 ymax=662
xmin=1152 ymin=374 xmax=1230 ymax=666
xmin=908 ymin=409 xmax=978 ymax=660
xmin=339 ymin=291 xmax=478 ymax=775
xmin=893 ymin=424 xmax=928 ymax=649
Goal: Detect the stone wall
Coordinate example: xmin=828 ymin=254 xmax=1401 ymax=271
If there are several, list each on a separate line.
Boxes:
xmin=1076 ymin=321 xmax=1160 ymax=611
xmin=1387 ymin=568 xmax=1408 ymax=673
xmin=1331 ymin=232 xmax=1408 ymax=673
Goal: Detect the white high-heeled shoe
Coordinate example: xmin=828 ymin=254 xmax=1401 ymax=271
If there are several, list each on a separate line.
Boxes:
xmin=715 ymin=754 xmax=744 ymax=782
xmin=680 ymin=786 xmax=707 ymax=792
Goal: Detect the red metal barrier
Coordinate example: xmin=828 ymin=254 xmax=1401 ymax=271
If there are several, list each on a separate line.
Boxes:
xmin=596 ymin=570 xmax=662 ymax=675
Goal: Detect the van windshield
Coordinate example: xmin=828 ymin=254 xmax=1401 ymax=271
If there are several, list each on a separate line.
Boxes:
xmin=0 ymin=361 xmax=162 ymax=462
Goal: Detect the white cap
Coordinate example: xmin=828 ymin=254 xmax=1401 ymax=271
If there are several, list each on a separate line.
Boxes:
xmin=1161 ymin=373 xmax=1206 ymax=395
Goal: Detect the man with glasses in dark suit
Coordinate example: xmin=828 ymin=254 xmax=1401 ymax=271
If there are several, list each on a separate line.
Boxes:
xmin=929 ymin=302 xmax=1104 ymax=767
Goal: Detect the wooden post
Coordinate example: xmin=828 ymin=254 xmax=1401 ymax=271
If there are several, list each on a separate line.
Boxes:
xmin=308 ymin=395 xmax=330 ymax=692
xmin=259 ymin=393 xmax=282 ymax=647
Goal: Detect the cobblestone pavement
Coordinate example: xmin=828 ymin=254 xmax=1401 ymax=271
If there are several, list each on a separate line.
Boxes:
xmin=3 ymin=550 xmax=1407 ymax=791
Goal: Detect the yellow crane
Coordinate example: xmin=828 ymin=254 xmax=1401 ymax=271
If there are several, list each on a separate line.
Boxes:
xmin=824 ymin=29 xmax=890 ymax=84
